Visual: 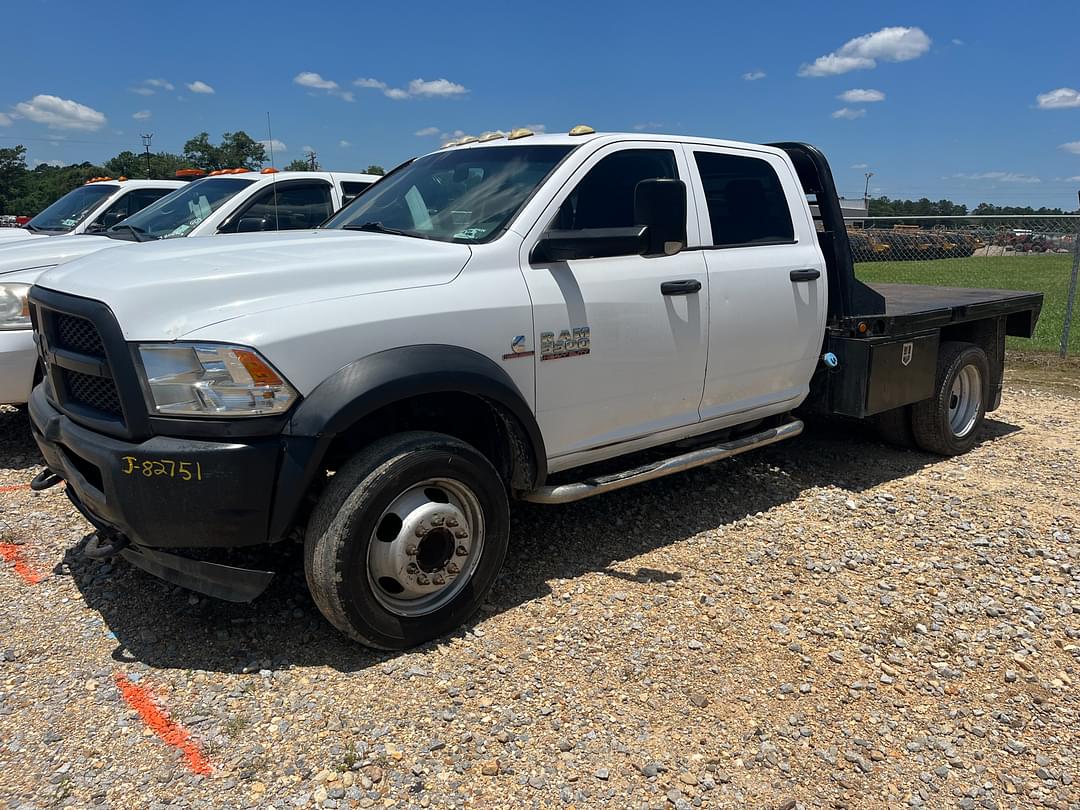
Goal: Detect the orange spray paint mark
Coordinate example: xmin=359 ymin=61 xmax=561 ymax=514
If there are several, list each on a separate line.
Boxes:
xmin=0 ymin=484 xmax=29 ymax=493
xmin=0 ymin=543 xmax=44 ymax=584
xmin=113 ymin=672 xmax=212 ymax=775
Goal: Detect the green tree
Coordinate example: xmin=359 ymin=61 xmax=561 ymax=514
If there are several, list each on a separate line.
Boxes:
xmin=0 ymin=145 xmax=29 ymax=214
xmin=364 ymin=164 xmax=386 ymax=176
xmin=182 ymin=131 xmax=267 ymax=170
xmin=103 ymin=150 xmax=192 ymax=180
xmin=283 ymin=158 xmax=312 ymax=172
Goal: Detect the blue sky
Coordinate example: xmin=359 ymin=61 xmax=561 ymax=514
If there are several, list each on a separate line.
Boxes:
xmin=3 ymin=0 xmax=1079 ymax=209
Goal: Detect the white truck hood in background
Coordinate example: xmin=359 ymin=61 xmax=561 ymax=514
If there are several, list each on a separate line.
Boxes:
xmin=35 ymin=229 xmax=473 ymax=339
xmin=0 ymin=235 xmax=128 ymax=277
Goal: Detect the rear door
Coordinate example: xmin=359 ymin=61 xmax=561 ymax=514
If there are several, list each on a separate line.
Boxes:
xmin=686 ymin=145 xmax=827 ymax=420
xmin=520 ymin=142 xmax=709 ymax=461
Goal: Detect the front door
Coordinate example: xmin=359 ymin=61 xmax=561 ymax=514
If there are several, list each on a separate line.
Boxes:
xmin=520 ymin=144 xmax=710 ymax=463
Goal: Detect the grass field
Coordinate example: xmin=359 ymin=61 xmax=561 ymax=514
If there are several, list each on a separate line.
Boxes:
xmin=855 ymin=254 xmax=1079 ymax=355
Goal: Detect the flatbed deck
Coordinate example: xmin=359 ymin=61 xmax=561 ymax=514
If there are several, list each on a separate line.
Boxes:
xmin=868 ymin=283 xmax=1044 ymax=330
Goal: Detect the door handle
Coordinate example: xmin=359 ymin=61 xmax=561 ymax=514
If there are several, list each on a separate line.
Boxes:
xmin=660 ymin=279 xmax=702 ymax=296
xmin=790 ymin=268 xmax=821 ymax=282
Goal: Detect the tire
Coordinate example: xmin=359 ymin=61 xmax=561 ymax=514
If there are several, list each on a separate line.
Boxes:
xmin=911 ymin=342 xmax=989 ymax=456
xmin=874 ymin=405 xmax=914 ymax=447
xmin=304 ymin=431 xmax=510 ymax=649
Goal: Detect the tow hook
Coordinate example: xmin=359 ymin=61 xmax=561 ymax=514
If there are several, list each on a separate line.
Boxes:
xmin=29 ymin=469 xmax=63 ymax=492
xmin=83 ymin=532 xmax=130 ymax=559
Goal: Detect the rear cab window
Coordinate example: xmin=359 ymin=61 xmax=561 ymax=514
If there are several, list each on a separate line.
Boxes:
xmin=691 ymin=151 xmax=795 ymax=247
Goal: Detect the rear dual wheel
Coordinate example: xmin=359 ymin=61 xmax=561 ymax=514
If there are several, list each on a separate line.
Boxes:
xmin=875 ymin=341 xmax=989 ymax=456
xmin=304 ymin=431 xmax=509 ymax=649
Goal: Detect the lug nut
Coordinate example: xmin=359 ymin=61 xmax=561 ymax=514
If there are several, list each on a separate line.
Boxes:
xmin=406 ymin=545 xmax=418 ymax=556
xmin=417 ymin=574 xmax=429 ymax=586
xmin=446 ymin=563 xmax=459 ymax=575
xmin=455 ymin=529 xmax=469 ymax=539
xmin=456 ymin=545 xmax=468 ymax=557
xmin=414 ymin=525 xmax=425 ymax=537
xmin=432 ymin=574 xmax=445 ymax=585
xmin=430 ymin=515 xmax=444 ymax=526
xmin=446 ymin=517 xmax=459 ymax=528
xmin=406 ymin=562 xmax=419 ymax=574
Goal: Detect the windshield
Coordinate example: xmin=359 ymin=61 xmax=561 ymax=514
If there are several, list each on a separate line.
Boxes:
xmin=324 ymin=145 xmax=575 ymax=243
xmin=27 ymin=184 xmax=116 ymax=233
xmin=109 ymin=177 xmax=256 ymax=240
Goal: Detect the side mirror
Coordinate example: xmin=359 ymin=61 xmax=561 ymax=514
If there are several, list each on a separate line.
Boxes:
xmin=532 ymin=226 xmax=648 ymax=263
xmin=635 ymin=178 xmax=687 ymax=256
xmin=236 ymin=216 xmax=270 ymax=233
xmin=89 ymin=211 xmax=125 ymax=232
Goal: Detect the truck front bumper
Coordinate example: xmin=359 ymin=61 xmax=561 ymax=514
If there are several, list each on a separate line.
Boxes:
xmin=0 ymin=329 xmax=38 ymax=405
xmin=28 ymin=383 xmax=282 ymax=551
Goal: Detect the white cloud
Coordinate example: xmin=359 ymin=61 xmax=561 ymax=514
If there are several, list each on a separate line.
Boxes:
xmin=799 ymin=26 xmax=931 ymax=77
xmin=1060 ymin=141 xmax=1080 ymax=155
xmin=839 ymin=88 xmax=885 ymax=102
xmin=294 ymin=72 xmax=353 ymax=102
xmin=187 ymin=81 xmax=215 ymax=94
xmin=130 ymin=78 xmax=173 ymax=95
xmin=33 ymin=158 xmax=64 ymax=167
xmin=13 ymin=94 xmax=106 ymax=131
xmin=0 ymin=112 xmax=11 ymax=126
xmin=742 ymin=71 xmax=766 ymax=81
xmin=831 ymin=107 xmax=866 ymax=120
xmin=524 ymin=123 xmax=547 ymax=133
xmin=1037 ymin=88 xmax=1080 ymax=110
xmin=355 ymin=77 xmax=469 ymax=100
xmin=851 ymin=163 xmax=869 ymax=169
xmin=632 ymin=121 xmax=664 ymax=131
xmin=952 ymin=171 xmax=1041 ymax=184
xmin=952 ymin=38 xmax=964 ymax=45
xmin=132 ymin=110 xmax=152 ymax=120
xmin=259 ymin=139 xmax=287 ymax=154
xmin=301 ymin=145 xmax=314 ymax=154
xmin=1061 ymin=176 xmax=1080 ymax=182
xmin=414 ymin=126 xmax=440 ymax=137
xmin=339 ymin=139 xmax=351 ymax=147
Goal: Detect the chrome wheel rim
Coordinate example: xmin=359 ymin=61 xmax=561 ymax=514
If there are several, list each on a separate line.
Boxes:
xmin=948 ymin=364 xmax=982 ymax=438
xmin=366 ymin=478 xmax=485 ymax=617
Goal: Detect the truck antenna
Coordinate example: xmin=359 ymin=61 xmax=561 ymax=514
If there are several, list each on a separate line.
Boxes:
xmin=266 ymin=112 xmax=280 ymax=231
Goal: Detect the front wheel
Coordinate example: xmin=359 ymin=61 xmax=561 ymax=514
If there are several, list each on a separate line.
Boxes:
xmin=304 ymin=431 xmax=509 ymax=649
xmin=911 ymin=342 xmax=989 ymax=455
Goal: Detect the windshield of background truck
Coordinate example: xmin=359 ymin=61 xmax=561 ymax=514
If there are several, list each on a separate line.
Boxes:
xmin=324 ymin=144 xmax=575 ymax=243
xmin=110 ymin=177 xmax=256 ymax=239
xmin=26 ymin=184 xmax=116 ymax=232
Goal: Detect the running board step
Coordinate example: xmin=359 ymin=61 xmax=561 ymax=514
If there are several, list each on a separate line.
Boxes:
xmin=523 ymin=419 xmax=804 ymax=505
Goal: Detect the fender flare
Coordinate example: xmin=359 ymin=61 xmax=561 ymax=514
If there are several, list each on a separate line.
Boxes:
xmin=269 ymin=345 xmax=546 ymax=540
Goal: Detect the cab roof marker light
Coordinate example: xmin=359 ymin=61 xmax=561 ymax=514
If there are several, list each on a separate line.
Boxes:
xmin=568 ymin=124 xmax=595 ymax=136
xmin=507 ymin=128 xmax=534 ymax=140
xmin=457 ymin=136 xmax=479 ymax=145
xmin=478 ymin=132 xmax=503 ymax=142
xmin=261 ymin=167 xmax=278 ymax=174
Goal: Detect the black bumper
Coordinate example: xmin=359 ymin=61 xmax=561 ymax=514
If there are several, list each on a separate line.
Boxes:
xmin=29 ymin=384 xmax=282 ymax=550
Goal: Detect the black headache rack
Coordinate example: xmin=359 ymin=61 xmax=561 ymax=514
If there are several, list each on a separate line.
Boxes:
xmin=771 ymin=142 xmax=1044 ymax=420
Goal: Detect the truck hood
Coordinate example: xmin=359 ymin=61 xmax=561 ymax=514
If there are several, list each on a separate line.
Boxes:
xmin=35 ymin=229 xmax=473 ymax=339
xmin=0 ymin=234 xmax=127 ymax=277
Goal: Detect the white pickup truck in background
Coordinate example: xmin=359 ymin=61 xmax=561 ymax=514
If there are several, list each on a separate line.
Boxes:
xmin=0 ymin=178 xmax=183 ymax=243
xmin=0 ymin=169 xmax=380 ymax=404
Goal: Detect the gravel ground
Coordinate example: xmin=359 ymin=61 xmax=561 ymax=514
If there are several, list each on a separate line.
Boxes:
xmin=0 ymin=385 xmax=1077 ymax=810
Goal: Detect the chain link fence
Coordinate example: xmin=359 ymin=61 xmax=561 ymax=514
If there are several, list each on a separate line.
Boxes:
xmin=845 ymin=215 xmax=1080 ymax=357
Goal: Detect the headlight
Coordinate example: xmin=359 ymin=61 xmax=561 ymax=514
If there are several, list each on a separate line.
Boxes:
xmin=0 ymin=283 xmax=31 ymax=330
xmin=136 ymin=343 xmax=298 ymax=417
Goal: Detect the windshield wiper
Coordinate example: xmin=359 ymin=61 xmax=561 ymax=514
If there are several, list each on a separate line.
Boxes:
xmin=343 ymin=220 xmax=427 ymax=239
xmin=107 ymin=224 xmax=146 ymax=243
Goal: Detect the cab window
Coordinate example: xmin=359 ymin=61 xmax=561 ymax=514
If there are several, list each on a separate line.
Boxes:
xmin=340 ymin=180 xmax=373 ymax=206
xmin=230 ymin=182 xmax=334 ymax=231
xmin=555 ymin=149 xmax=678 ymax=231
xmin=90 ymin=187 xmax=174 ymax=230
xmin=693 ymin=152 xmax=795 ymax=247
